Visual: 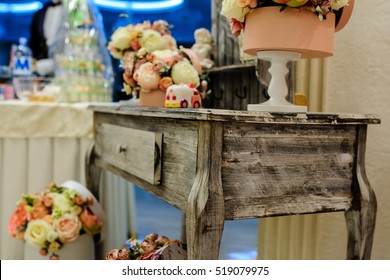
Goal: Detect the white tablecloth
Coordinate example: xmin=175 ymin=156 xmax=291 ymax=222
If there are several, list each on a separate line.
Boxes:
xmin=0 ymin=101 xmax=135 ymax=259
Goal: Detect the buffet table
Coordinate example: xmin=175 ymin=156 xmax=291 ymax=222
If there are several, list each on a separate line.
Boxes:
xmin=0 ymin=101 xmax=134 ymax=259
xmin=87 ymin=104 xmax=380 ymax=260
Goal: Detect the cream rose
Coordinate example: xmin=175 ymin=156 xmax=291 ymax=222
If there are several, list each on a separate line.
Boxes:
xmin=140 ymin=29 xmax=165 ymax=53
xmin=46 ymin=229 xmax=59 ymax=243
xmin=51 ymin=193 xmax=72 ymax=214
xmin=152 ymin=49 xmax=175 ymax=60
xmin=54 ymin=213 xmax=82 ymax=243
xmin=162 ymin=34 xmax=177 ymax=50
xmin=110 ymin=27 xmax=132 ymax=50
xmin=331 ymin=0 xmax=349 ymax=10
xmin=171 ymin=60 xmax=200 ymax=87
xmin=24 ymin=220 xmax=53 ymax=247
xmin=221 ymin=0 xmax=250 ymax=22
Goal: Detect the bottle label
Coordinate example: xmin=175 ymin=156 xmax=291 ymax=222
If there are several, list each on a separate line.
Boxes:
xmin=13 ymin=56 xmax=32 ymax=76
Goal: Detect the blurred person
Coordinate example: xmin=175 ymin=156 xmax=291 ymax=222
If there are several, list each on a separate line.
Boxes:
xmin=28 ymin=0 xmax=64 ymax=76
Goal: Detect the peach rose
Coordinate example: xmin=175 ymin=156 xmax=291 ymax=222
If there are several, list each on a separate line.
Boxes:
xmin=159 ymin=77 xmax=173 ymax=91
xmin=133 ymin=62 xmax=161 ymax=90
xmin=30 ymin=203 xmax=50 ymax=220
xmin=54 ymin=213 xmax=82 ymax=243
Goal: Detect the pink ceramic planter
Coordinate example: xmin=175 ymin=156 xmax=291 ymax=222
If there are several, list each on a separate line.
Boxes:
xmin=139 ymin=88 xmax=166 ymax=107
xmin=242 ymin=1 xmax=354 ymax=59
xmin=242 ymin=6 xmax=336 ymax=58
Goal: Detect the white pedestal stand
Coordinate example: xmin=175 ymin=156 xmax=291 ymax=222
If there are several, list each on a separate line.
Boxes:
xmin=248 ymin=51 xmax=307 ymax=113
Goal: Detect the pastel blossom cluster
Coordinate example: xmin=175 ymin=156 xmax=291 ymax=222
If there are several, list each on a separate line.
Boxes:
xmin=8 ymin=182 xmax=103 ymax=260
xmin=221 ymin=0 xmax=349 ymax=36
xmin=106 ymin=233 xmax=183 ymax=260
xmin=108 ymin=20 xmax=207 ymax=98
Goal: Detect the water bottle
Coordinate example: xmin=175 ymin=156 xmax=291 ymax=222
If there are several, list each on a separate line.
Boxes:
xmin=12 ymin=37 xmax=33 ymax=100
xmin=12 ymin=37 xmax=32 ymax=76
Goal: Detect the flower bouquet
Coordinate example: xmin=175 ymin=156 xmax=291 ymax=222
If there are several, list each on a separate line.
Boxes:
xmin=8 ymin=181 xmax=104 ymax=260
xmin=106 ymin=233 xmax=186 ymax=260
xmin=108 ymin=19 xmax=208 ymax=106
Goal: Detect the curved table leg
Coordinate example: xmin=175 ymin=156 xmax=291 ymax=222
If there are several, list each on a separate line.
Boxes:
xmin=186 ymin=122 xmax=225 ymax=260
xmin=85 ymin=142 xmax=103 ymax=259
xmin=345 ymin=125 xmax=377 ymax=259
xmin=85 ymin=142 xmax=102 ymax=200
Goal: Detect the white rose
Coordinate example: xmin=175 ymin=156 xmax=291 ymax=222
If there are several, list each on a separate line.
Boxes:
xmin=171 ymin=60 xmax=200 ymax=87
xmin=152 ymin=49 xmax=175 ymax=60
xmin=140 ymin=29 xmax=165 ymax=53
xmin=110 ymin=27 xmax=132 ymax=50
xmin=24 ymin=220 xmax=53 ymax=247
xmin=172 ymin=60 xmax=200 ymax=87
xmin=47 ymin=229 xmax=59 ymax=243
xmin=221 ymin=0 xmax=250 ymax=22
xmin=331 ymin=0 xmax=349 ymax=10
xmin=52 ymin=193 xmax=73 ymax=213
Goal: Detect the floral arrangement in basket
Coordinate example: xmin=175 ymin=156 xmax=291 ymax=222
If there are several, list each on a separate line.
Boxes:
xmin=8 ymin=182 xmax=103 ymax=260
xmin=106 ymin=233 xmax=186 ymax=260
xmin=221 ymin=0 xmax=350 ymax=36
xmin=107 ymin=19 xmax=208 ymax=99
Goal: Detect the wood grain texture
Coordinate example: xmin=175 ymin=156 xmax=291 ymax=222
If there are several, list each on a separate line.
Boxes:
xmin=186 ymin=122 xmax=225 ymax=259
xmin=95 ymin=123 xmax=162 ymax=185
xmin=89 ymin=105 xmax=381 ymax=125
xmin=222 ymin=123 xmax=356 ymax=219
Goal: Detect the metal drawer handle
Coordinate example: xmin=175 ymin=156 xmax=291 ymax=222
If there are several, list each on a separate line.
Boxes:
xmin=117 ymin=144 xmax=127 ymax=153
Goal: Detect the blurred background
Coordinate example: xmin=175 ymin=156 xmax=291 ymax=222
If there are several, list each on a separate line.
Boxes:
xmin=0 ymin=0 xmax=211 ymax=65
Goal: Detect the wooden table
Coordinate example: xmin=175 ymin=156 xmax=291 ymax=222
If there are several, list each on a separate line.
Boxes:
xmin=86 ymin=105 xmax=380 ymax=260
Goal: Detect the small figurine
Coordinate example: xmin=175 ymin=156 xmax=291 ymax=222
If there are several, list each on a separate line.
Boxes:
xmin=191 ymin=28 xmax=215 ymax=70
xmin=165 ymin=83 xmax=202 ymax=108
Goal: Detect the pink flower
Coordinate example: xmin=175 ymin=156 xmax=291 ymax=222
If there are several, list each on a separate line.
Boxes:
xmin=141 ymin=239 xmax=156 ymax=252
xmin=130 ymin=40 xmax=141 ymax=51
xmin=7 ymin=204 xmax=29 ymax=237
xmin=50 ymin=254 xmax=60 ymax=260
xmin=30 ymin=203 xmax=50 ymax=220
xmin=117 ymin=248 xmax=130 ymax=260
xmin=73 ymin=196 xmax=84 ymax=206
xmin=106 ymin=249 xmax=119 ymax=260
xmin=230 ymin=19 xmax=244 ymax=37
xmin=145 ymin=233 xmax=158 ymax=241
xmin=79 ymin=207 xmax=102 ymax=235
xmin=40 ymin=195 xmax=53 ymax=208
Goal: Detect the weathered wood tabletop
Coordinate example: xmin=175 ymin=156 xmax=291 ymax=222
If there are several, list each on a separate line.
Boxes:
xmin=87 ymin=105 xmax=380 ymax=260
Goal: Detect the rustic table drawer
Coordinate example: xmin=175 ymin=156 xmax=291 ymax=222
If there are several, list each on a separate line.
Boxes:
xmin=95 ymin=123 xmax=162 ymax=185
